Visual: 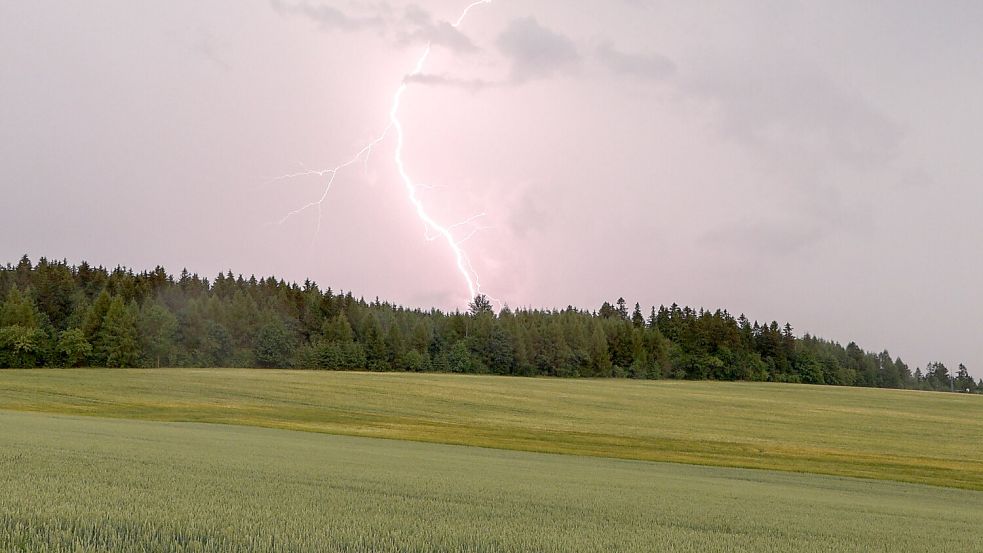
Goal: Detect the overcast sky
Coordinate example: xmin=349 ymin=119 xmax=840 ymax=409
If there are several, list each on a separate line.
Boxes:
xmin=1 ymin=0 xmax=981 ymax=375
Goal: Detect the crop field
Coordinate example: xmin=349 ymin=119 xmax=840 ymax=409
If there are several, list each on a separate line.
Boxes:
xmin=1 ymin=369 xmax=982 ymax=489
xmin=2 ymin=410 xmax=982 ymax=553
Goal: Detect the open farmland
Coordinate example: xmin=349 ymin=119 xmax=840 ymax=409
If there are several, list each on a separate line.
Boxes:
xmin=2 ymin=410 xmax=982 ymax=553
xmin=1 ymin=369 xmax=981 ymax=489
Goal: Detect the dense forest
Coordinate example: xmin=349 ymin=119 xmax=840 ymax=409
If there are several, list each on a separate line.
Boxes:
xmin=0 ymin=256 xmax=978 ymax=393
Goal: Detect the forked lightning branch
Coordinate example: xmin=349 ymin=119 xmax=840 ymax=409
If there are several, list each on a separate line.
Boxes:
xmin=276 ymin=0 xmax=495 ymax=304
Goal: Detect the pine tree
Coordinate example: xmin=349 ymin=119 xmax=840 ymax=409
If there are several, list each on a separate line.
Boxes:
xmin=447 ymin=340 xmax=479 ymax=373
xmin=609 ymin=321 xmax=635 ymax=370
xmin=598 ymin=302 xmax=617 ymax=319
xmin=468 ymin=295 xmax=493 ymax=316
xmin=254 ymin=317 xmax=294 ymax=368
xmin=361 ymin=315 xmax=388 ymax=371
xmin=631 ymin=303 xmax=645 ymax=328
xmin=588 ymin=322 xmax=612 ymax=377
xmin=386 ymin=322 xmax=407 ymax=370
xmin=32 ymin=259 xmax=76 ymax=329
xmin=410 ymin=320 xmax=432 ymax=354
xmin=64 ymin=297 xmax=92 ymax=331
xmin=201 ymin=320 xmax=233 ymax=367
xmin=616 ymin=298 xmax=629 ymax=320
xmin=14 ymin=255 xmax=33 ymax=289
xmin=83 ymin=291 xmax=113 ymax=345
xmin=97 ymin=297 xmax=139 ymax=368
xmin=138 ymin=302 xmax=177 ymax=368
xmin=955 ymin=364 xmax=974 ymax=392
xmin=323 ymin=314 xmax=355 ymax=344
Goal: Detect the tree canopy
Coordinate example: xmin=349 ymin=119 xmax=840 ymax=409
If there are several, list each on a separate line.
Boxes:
xmin=0 ymin=256 xmax=975 ymax=393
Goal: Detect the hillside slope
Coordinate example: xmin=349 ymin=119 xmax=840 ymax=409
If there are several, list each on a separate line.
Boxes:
xmin=1 ymin=369 xmax=981 ymax=489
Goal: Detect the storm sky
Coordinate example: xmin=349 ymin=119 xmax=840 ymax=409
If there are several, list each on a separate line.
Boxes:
xmin=1 ymin=1 xmax=981 ymax=374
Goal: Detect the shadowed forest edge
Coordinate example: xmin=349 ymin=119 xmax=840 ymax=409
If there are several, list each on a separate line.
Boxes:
xmin=0 ymin=255 xmax=978 ymax=393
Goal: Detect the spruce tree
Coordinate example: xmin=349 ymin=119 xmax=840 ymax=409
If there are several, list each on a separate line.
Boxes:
xmin=97 ymin=297 xmax=139 ymax=368
xmin=254 ymin=317 xmax=294 ymax=368
xmin=631 ymin=303 xmax=645 ymax=328
xmin=588 ymin=323 xmax=612 ymax=377
xmin=138 ymin=302 xmax=177 ymax=368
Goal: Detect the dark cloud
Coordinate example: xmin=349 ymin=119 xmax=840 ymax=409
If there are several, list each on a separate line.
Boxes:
xmin=270 ymin=0 xmax=386 ymax=32
xmin=495 ymin=17 xmax=581 ymax=82
xmin=396 ymin=5 xmax=477 ymax=53
xmin=270 ymin=1 xmax=478 ymax=54
xmin=595 ymin=41 xmax=675 ymax=81
xmin=404 ymin=73 xmax=496 ymax=91
xmin=405 ymin=17 xmax=583 ymax=91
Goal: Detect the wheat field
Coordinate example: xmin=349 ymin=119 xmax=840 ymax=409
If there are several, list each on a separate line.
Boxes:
xmin=2 ymin=410 xmax=981 ymax=553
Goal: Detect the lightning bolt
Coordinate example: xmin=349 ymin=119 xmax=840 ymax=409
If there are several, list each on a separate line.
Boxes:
xmin=275 ymin=0 xmax=494 ymax=304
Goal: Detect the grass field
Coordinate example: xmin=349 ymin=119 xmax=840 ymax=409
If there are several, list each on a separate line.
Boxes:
xmin=1 ymin=369 xmax=981 ymax=489
xmin=2 ymin=410 xmax=982 ymax=553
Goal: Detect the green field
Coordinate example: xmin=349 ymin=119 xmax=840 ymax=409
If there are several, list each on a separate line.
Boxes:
xmin=2 ymin=410 xmax=982 ymax=553
xmin=1 ymin=369 xmax=981 ymax=489
xmin=2 ymin=369 xmax=983 ymax=551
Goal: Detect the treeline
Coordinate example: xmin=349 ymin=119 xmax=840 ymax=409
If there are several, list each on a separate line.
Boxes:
xmin=0 ymin=256 xmax=979 ymax=393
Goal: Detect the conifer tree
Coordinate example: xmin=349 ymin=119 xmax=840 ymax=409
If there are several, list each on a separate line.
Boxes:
xmin=254 ymin=317 xmax=293 ymax=368
xmin=1 ymin=255 xmax=972 ymax=393
xmin=631 ymin=303 xmax=645 ymax=328
xmin=588 ymin=323 xmax=612 ymax=377
xmin=97 ymin=297 xmax=139 ymax=368
xmin=138 ymin=302 xmax=177 ymax=368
